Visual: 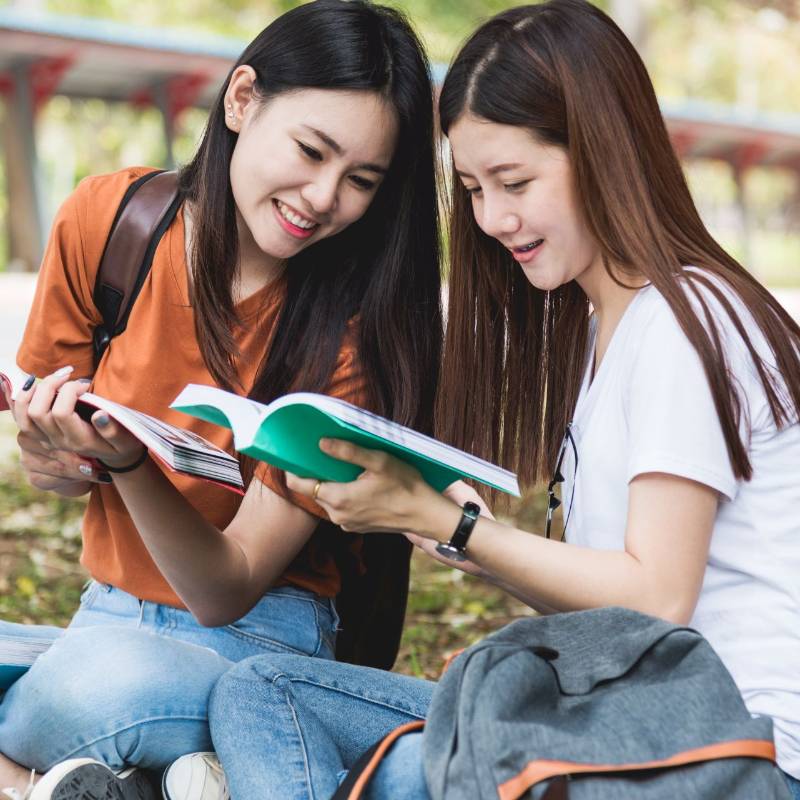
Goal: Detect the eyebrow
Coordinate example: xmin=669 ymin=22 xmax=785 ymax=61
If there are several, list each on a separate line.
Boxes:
xmin=302 ymin=125 xmax=388 ymax=175
xmin=455 ymin=162 xmax=525 ymax=179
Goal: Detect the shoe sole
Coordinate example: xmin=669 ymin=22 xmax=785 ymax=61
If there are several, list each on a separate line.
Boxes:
xmin=47 ymin=763 xmax=155 ymax=800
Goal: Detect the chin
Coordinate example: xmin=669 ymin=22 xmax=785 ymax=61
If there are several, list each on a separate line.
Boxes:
xmin=521 ymin=267 xmax=563 ymax=292
xmin=254 ymin=233 xmax=302 ymax=260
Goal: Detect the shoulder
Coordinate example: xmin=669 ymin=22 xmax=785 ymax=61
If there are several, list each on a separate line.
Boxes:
xmin=624 ymin=269 xmax=780 ymax=429
xmin=56 ymin=167 xmax=161 ymax=265
xmin=630 ymin=269 xmax=766 ymax=355
xmin=66 ymin=167 xmax=158 ymax=233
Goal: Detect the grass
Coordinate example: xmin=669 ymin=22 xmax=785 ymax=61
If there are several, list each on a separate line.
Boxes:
xmin=0 ymin=417 xmax=551 ymax=677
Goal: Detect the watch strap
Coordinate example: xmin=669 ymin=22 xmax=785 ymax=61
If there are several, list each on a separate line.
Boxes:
xmin=436 ymin=501 xmax=481 ymax=561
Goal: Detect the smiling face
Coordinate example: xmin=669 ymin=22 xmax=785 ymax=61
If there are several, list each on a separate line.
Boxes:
xmin=448 ymin=113 xmax=603 ymax=293
xmin=226 ymin=78 xmax=398 ymax=269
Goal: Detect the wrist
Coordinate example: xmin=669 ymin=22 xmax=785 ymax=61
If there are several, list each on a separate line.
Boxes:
xmin=417 ymin=494 xmax=465 ymax=543
xmin=435 ymin=499 xmax=481 ymax=562
xmin=96 ymin=446 xmax=148 ymax=472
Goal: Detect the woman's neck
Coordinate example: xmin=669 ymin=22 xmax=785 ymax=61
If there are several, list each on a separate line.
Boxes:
xmin=183 ymin=203 xmax=284 ymax=307
xmin=577 ymin=254 xmax=647 ymax=371
xmin=234 ymin=211 xmax=285 ymax=304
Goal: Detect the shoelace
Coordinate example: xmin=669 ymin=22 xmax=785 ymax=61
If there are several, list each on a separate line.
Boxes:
xmin=1 ymin=770 xmax=35 ymax=800
xmin=203 ymin=756 xmax=230 ymax=800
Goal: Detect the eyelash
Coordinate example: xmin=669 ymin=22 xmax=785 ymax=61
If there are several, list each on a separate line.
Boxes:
xmin=297 ymin=141 xmax=322 ymax=161
xmin=464 ymin=180 xmax=530 ymax=197
xmin=296 ymin=141 xmax=376 ymax=192
xmin=350 ymin=176 xmax=376 ymax=191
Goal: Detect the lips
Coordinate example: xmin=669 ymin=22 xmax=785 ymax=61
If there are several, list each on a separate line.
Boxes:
xmin=272 ymin=199 xmax=320 ymax=240
xmin=510 ymin=238 xmax=545 ymax=264
xmin=511 ymin=238 xmax=544 ymax=253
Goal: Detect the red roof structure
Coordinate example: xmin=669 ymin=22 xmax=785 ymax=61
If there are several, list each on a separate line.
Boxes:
xmin=2 ymin=8 xmax=799 ymax=272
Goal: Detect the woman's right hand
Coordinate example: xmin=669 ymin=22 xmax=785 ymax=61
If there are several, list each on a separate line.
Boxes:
xmin=16 ymin=429 xmax=106 ymax=494
xmin=9 ymin=368 xmax=100 ymax=496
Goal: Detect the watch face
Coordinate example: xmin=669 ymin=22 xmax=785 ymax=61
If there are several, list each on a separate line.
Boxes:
xmin=435 ymin=542 xmax=467 ymax=562
xmin=463 ymin=501 xmax=481 ymax=518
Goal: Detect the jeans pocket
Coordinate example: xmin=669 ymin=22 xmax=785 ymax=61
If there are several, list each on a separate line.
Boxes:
xmin=224 ymin=589 xmax=325 ymax=658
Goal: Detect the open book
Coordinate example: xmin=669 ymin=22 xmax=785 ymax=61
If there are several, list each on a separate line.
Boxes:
xmin=171 ymin=384 xmax=520 ymax=496
xmin=0 ymin=631 xmax=56 ymax=690
xmin=0 ymin=363 xmax=244 ymax=493
xmin=1 ymin=364 xmax=519 ymax=496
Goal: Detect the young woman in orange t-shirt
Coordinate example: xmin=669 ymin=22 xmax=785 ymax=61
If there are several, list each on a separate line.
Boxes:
xmin=0 ymin=2 xmax=441 ymax=798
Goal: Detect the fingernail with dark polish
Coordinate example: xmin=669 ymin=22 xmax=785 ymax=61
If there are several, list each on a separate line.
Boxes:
xmin=78 ymin=378 xmax=92 ymax=384
xmin=94 ymin=415 xmax=110 ymax=428
xmin=22 ymin=375 xmax=35 ymax=391
xmin=98 ymin=473 xmax=113 ymax=484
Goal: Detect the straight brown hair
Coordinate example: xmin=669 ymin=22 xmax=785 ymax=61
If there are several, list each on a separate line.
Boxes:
xmin=437 ymin=0 xmax=800 ymax=495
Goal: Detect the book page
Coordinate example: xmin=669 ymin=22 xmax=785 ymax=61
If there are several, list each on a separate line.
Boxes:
xmin=171 ymin=384 xmax=269 ymax=448
xmin=79 ymin=393 xmax=243 ymax=490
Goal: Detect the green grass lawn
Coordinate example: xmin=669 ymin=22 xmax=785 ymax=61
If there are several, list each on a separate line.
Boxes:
xmin=0 ymin=417 xmax=550 ymax=678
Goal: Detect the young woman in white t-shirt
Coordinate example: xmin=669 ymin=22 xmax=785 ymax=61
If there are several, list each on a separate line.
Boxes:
xmin=207 ymin=1 xmax=800 ymax=797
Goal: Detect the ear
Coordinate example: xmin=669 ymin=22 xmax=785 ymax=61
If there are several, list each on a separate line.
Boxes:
xmin=224 ymin=65 xmax=258 ymax=132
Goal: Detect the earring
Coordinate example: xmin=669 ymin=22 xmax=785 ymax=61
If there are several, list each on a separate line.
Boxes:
xmin=227 ymin=105 xmax=235 ymax=118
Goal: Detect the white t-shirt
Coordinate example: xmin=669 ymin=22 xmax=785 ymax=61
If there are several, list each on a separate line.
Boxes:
xmin=562 ymin=270 xmax=800 ymax=777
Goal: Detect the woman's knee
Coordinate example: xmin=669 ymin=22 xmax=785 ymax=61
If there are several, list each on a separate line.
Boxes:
xmin=0 ymin=626 xmax=231 ymax=770
xmin=211 ymin=652 xmax=301 ymax=712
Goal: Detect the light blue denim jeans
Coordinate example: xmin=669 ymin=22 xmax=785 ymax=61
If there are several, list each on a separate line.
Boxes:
xmin=209 ymin=653 xmax=434 ymax=800
xmin=210 ymin=653 xmax=800 ymax=800
xmin=0 ymin=581 xmax=338 ymax=773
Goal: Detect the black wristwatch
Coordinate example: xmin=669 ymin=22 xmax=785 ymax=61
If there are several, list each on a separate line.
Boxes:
xmin=435 ymin=501 xmax=481 ymax=562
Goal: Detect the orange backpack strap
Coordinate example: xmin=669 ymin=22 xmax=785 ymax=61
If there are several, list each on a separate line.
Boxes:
xmin=330 ymin=720 xmax=425 ymax=800
xmin=498 ymin=739 xmax=777 ymax=800
xmin=92 ymin=169 xmax=181 ymax=366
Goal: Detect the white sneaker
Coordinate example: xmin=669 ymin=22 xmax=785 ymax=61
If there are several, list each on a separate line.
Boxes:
xmin=2 ymin=758 xmax=155 ymax=800
xmin=161 ymin=753 xmax=229 ymax=800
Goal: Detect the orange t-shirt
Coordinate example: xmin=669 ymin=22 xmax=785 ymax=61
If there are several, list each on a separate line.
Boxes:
xmin=17 ymin=167 xmax=366 ymax=606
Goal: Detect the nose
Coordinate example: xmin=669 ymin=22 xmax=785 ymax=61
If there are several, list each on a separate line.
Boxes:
xmin=477 ymin=195 xmax=520 ymax=240
xmin=300 ymin=171 xmax=339 ymax=217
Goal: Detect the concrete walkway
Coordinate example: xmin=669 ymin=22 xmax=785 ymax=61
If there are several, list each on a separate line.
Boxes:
xmin=1 ymin=273 xmax=799 ymax=364
xmin=0 ymin=273 xmax=38 ymax=363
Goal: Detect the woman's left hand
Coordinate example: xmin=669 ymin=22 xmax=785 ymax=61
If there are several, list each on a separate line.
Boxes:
xmin=286 ymin=438 xmax=450 ymax=534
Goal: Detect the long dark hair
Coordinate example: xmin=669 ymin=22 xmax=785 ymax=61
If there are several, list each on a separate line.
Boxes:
xmin=437 ymin=0 xmax=800 ymax=493
xmin=180 ymin=0 xmax=442 ymax=470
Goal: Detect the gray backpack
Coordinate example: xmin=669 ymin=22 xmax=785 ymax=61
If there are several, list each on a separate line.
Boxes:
xmin=339 ymin=607 xmax=790 ymax=799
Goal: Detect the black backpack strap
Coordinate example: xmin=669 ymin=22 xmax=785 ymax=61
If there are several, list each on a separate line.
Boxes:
xmin=330 ymin=720 xmax=425 ymax=800
xmin=92 ymin=169 xmax=182 ymax=367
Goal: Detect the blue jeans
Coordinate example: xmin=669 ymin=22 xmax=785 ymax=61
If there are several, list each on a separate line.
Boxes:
xmin=210 ymin=654 xmax=434 ymax=800
xmin=0 ymin=581 xmax=338 ymax=772
xmin=785 ymin=772 xmax=800 ymax=799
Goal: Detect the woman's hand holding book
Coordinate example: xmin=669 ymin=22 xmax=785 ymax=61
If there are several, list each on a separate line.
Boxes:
xmin=10 ymin=366 xmax=147 ymax=488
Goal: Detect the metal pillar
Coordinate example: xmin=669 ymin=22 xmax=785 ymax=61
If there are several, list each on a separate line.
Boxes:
xmin=732 ymin=163 xmax=754 ymax=274
xmin=2 ymin=62 xmax=45 ymax=272
xmin=153 ymin=82 xmax=176 ymax=170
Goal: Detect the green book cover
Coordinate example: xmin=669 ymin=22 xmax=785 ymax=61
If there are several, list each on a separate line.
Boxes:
xmin=171 ymin=386 xmax=520 ymax=496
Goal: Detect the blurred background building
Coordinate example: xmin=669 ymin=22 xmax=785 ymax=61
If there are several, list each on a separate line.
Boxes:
xmin=1 ymin=0 xmax=799 ymax=289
